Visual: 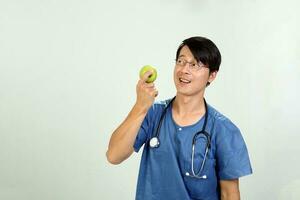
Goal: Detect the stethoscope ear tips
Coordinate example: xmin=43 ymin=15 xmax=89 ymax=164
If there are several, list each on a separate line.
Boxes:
xmin=185 ymin=172 xmax=207 ymax=179
xmin=149 ymin=137 xmax=159 ymax=148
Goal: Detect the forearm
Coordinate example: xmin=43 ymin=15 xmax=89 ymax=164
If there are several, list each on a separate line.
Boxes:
xmin=106 ymin=103 xmax=148 ymax=164
xmin=221 ymin=191 xmax=240 ymax=200
xmin=220 ymin=179 xmax=240 ymax=200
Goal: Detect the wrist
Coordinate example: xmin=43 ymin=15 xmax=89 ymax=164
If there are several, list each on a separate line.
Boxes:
xmin=133 ymin=102 xmax=150 ymax=115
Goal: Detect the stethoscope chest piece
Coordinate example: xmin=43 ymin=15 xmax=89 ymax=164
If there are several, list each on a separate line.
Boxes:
xmin=149 ymin=137 xmax=159 ymax=148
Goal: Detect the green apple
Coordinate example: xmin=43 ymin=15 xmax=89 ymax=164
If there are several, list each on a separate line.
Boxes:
xmin=139 ymin=65 xmax=157 ymax=83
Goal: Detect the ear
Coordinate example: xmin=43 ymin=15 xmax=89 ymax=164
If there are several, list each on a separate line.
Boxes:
xmin=208 ymin=71 xmax=218 ymax=84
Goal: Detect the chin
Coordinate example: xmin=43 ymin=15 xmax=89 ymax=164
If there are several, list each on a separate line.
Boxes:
xmin=175 ymin=87 xmax=193 ymax=96
xmin=176 ymin=86 xmax=203 ymax=98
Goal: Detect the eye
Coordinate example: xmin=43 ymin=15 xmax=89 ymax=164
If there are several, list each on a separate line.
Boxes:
xmin=177 ymin=59 xmax=183 ymax=64
xmin=191 ymin=63 xmax=198 ymax=67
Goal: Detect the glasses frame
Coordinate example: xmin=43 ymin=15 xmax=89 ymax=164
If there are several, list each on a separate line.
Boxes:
xmin=175 ymin=58 xmax=206 ymax=71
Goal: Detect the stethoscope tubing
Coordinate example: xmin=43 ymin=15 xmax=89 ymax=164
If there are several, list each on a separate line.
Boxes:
xmin=149 ymin=97 xmax=211 ymax=179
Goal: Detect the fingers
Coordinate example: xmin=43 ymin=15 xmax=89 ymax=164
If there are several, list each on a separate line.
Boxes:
xmin=141 ymin=70 xmax=153 ymax=82
xmin=152 ymin=90 xmax=159 ymax=97
xmin=138 ymin=77 xmax=155 ymax=88
xmin=136 ymin=70 xmax=158 ymax=99
xmin=136 ymin=82 xmax=158 ymax=97
xmin=144 ymin=83 xmax=154 ymax=88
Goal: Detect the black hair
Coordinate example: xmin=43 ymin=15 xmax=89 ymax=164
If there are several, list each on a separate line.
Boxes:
xmin=176 ymin=36 xmax=221 ymax=73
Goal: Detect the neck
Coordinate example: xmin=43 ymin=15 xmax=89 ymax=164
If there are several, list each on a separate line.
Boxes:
xmin=173 ymin=93 xmax=205 ymax=116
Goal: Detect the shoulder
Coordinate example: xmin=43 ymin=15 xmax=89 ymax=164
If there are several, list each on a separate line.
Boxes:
xmin=207 ymin=104 xmax=247 ymax=152
xmin=207 ymin=104 xmax=242 ymax=138
xmin=149 ymin=98 xmax=173 ymax=112
xmin=153 ymin=99 xmax=171 ymax=108
xmin=146 ymin=98 xmax=173 ymax=118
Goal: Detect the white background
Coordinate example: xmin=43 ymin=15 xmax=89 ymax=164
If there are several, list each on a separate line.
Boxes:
xmin=1 ymin=0 xmax=300 ymax=199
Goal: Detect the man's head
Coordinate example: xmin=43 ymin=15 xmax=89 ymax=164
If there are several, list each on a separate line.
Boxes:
xmin=173 ymin=36 xmax=221 ymax=97
xmin=176 ymin=36 xmax=221 ymax=74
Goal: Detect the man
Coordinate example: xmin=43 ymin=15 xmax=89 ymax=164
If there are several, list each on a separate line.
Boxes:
xmin=106 ymin=36 xmax=252 ymax=200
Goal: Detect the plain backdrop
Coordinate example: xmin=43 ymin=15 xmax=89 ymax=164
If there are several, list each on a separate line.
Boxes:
xmin=1 ymin=0 xmax=300 ymax=199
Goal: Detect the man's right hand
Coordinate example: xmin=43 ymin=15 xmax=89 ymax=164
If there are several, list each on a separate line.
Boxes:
xmin=135 ymin=70 xmax=158 ymax=111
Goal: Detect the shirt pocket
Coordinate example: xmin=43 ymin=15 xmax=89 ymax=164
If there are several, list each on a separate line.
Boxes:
xmin=181 ymin=135 xmax=218 ymax=199
xmin=183 ymin=158 xmax=218 ymax=199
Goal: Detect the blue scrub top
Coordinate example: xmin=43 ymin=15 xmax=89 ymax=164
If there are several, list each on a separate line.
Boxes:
xmin=134 ymin=99 xmax=252 ymax=200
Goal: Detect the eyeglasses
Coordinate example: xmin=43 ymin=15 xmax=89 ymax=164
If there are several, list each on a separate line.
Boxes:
xmin=175 ymin=58 xmax=206 ymax=71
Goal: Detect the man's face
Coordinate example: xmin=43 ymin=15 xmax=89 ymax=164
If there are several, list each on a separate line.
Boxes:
xmin=173 ymin=45 xmax=216 ymax=97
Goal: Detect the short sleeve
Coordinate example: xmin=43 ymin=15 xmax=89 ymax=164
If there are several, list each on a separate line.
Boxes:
xmin=215 ymin=119 xmax=253 ymax=180
xmin=133 ymin=105 xmax=155 ymax=153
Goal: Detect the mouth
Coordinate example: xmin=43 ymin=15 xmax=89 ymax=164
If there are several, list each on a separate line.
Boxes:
xmin=179 ymin=78 xmax=191 ymax=84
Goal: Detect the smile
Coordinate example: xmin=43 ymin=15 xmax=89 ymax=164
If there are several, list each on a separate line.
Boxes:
xmin=179 ymin=78 xmax=191 ymax=84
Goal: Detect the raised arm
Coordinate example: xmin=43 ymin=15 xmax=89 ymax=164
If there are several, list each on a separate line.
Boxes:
xmin=106 ymin=70 xmax=158 ymax=164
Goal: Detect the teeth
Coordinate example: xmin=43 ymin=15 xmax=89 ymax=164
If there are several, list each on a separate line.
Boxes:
xmin=179 ymin=78 xmax=191 ymax=83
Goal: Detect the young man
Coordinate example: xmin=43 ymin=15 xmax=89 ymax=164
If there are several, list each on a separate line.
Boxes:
xmin=106 ymin=36 xmax=252 ymax=200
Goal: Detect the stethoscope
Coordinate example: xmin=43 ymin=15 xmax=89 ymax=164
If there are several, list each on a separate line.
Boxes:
xmin=149 ymin=97 xmax=211 ymax=179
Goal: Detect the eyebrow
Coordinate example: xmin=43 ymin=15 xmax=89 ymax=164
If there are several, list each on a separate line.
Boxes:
xmin=178 ymin=55 xmax=198 ymax=63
